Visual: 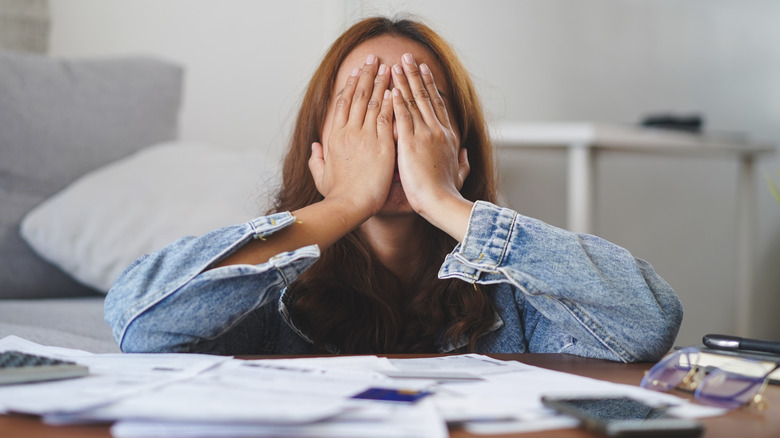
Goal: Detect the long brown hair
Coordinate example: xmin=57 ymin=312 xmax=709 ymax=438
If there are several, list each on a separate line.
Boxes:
xmin=272 ymin=16 xmax=498 ymax=353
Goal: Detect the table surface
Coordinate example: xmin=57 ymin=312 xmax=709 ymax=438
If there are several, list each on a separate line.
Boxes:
xmin=491 ymin=121 xmax=775 ymax=155
xmin=2 ymin=353 xmax=779 ymax=438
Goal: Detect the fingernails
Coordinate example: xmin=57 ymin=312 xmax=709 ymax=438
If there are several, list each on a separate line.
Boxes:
xmin=350 ymin=67 xmax=360 ymax=77
xmin=420 ymin=63 xmax=430 ymax=75
xmin=366 ymin=54 xmax=376 ymax=65
xmin=392 ymin=88 xmax=401 ymax=97
xmin=378 ymin=64 xmax=387 ymax=75
xmin=393 ymin=64 xmax=403 ymax=75
xmin=384 ymin=89 xmax=391 ymax=100
xmin=403 ymin=53 xmax=414 ymax=65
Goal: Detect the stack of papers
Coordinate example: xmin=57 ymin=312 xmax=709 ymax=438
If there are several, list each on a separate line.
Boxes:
xmin=0 ymin=336 xmax=723 ymax=437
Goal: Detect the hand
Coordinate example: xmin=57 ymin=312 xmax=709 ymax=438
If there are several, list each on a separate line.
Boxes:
xmin=391 ymin=53 xmax=473 ymax=238
xmin=309 ymin=55 xmax=395 ymax=217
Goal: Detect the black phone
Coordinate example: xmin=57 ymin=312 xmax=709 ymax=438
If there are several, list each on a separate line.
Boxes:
xmin=541 ymin=395 xmax=704 ymax=437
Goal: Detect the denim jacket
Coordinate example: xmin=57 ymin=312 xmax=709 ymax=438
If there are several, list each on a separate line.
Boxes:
xmin=105 ymin=201 xmax=682 ymax=362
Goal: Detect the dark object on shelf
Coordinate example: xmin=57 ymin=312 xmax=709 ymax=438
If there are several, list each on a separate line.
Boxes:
xmin=641 ymin=114 xmax=704 ymax=133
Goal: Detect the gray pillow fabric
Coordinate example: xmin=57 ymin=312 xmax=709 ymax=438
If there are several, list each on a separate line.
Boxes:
xmin=0 ymin=51 xmax=183 ymax=298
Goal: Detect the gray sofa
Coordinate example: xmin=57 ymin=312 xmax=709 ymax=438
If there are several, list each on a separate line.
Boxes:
xmin=0 ymin=50 xmax=184 ymax=353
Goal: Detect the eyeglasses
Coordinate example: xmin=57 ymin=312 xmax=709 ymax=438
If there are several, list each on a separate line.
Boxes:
xmin=640 ymin=347 xmax=779 ymax=410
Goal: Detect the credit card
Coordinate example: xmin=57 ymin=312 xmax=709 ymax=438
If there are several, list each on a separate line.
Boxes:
xmin=351 ymin=387 xmax=433 ymax=403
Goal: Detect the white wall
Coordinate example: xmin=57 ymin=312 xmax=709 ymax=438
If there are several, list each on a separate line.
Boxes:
xmin=48 ymin=0 xmax=780 ymax=346
xmin=49 ymin=0 xmax=357 ymax=162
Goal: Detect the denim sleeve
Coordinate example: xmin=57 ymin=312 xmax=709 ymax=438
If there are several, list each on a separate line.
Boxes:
xmin=104 ymin=212 xmax=320 ymax=354
xmin=439 ymin=201 xmax=683 ymax=363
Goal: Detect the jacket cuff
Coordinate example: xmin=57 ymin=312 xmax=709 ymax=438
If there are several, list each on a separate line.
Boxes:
xmin=438 ymin=201 xmax=516 ymax=282
xmin=248 ymin=212 xmax=298 ymax=239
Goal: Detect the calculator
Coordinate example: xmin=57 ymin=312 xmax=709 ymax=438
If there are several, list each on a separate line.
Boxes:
xmin=0 ymin=351 xmax=89 ymax=385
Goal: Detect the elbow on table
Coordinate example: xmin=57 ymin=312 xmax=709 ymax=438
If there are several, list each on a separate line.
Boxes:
xmin=115 ymin=311 xmax=234 ymax=354
xmin=630 ymin=260 xmax=684 ymax=362
xmin=118 ymin=325 xmax=190 ymax=353
xmin=118 ymin=322 xmax=192 ymax=353
xmin=629 ymin=300 xmax=684 ymax=363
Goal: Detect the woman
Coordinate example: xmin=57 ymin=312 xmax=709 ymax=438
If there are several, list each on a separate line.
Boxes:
xmin=105 ymin=16 xmax=683 ymax=362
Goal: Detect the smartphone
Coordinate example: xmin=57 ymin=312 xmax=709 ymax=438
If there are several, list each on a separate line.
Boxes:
xmin=541 ymin=395 xmax=703 ymax=437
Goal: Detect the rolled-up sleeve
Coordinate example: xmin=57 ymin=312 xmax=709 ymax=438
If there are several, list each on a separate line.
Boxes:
xmin=440 ymin=201 xmax=683 ymax=362
xmin=104 ymin=212 xmax=320 ymax=354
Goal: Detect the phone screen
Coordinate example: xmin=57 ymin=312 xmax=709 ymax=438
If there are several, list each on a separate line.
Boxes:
xmin=542 ymin=396 xmax=703 ymax=437
xmin=552 ymin=397 xmax=669 ymax=421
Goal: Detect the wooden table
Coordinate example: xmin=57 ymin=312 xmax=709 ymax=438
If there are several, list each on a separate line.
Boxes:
xmin=2 ymin=353 xmax=779 ymax=437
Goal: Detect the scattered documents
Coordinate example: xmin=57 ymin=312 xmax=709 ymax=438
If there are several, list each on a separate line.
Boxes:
xmin=0 ymin=336 xmax=228 ymax=415
xmin=0 ymin=336 xmax=724 ymax=437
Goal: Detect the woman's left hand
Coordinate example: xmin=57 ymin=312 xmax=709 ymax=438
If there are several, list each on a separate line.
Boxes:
xmin=391 ymin=52 xmax=474 ymax=240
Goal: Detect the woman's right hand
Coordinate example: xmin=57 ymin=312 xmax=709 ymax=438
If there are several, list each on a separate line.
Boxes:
xmin=308 ymin=54 xmax=395 ymax=218
xmin=215 ymin=55 xmax=394 ymax=268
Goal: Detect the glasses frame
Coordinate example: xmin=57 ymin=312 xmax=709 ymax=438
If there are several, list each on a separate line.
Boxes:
xmin=640 ymin=347 xmax=779 ymax=411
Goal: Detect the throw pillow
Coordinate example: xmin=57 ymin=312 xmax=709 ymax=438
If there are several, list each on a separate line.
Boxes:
xmin=0 ymin=51 xmax=183 ymax=298
xmin=20 ymin=141 xmax=277 ymax=292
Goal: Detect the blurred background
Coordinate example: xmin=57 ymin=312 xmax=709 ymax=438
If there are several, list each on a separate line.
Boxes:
xmin=7 ymin=0 xmax=779 ymax=346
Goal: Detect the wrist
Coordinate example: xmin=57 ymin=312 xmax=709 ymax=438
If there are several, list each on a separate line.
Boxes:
xmin=318 ymin=195 xmax=376 ymax=225
xmin=416 ymin=193 xmax=474 ymax=242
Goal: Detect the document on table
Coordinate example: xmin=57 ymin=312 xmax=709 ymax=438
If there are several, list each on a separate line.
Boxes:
xmin=110 ymin=398 xmax=448 ymax=438
xmin=384 ymin=353 xmax=530 ymax=380
xmin=0 ymin=336 xmax=724 ymax=438
xmin=425 ymin=355 xmax=725 ymax=435
xmin=0 ymin=336 xmax=229 ymax=415
xmin=47 ymin=355 xmax=393 ymax=425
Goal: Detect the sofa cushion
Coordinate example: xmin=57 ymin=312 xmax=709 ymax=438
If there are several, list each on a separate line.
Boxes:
xmin=0 ymin=51 xmax=183 ymax=298
xmin=20 ymin=141 xmax=274 ymax=293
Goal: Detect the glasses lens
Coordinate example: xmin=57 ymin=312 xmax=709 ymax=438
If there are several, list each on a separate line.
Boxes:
xmin=695 ymin=360 xmax=774 ymax=409
xmin=641 ymin=348 xmax=698 ymax=392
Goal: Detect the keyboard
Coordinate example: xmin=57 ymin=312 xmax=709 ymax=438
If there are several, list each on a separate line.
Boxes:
xmin=0 ymin=350 xmax=89 ymax=385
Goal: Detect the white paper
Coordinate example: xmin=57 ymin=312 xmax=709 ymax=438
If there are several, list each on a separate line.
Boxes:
xmin=465 ymin=416 xmax=581 ymax=435
xmin=434 ymin=361 xmax=721 ymax=433
xmin=0 ymin=336 xmax=726 ymax=437
xmin=0 ymin=336 xmax=229 ymax=415
xmin=385 ymin=353 xmax=531 ymax=380
xmin=49 ymin=357 xmax=391 ymax=425
xmin=110 ymin=398 xmax=448 ymax=438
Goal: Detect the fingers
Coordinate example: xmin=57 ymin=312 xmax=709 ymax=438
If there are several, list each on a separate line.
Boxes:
xmin=419 ymin=63 xmax=451 ymax=129
xmin=347 ymin=54 xmax=379 ymax=127
xmin=332 ymin=66 xmax=360 ymax=129
xmin=376 ymin=88 xmax=393 ymax=139
xmin=391 ymin=52 xmax=450 ymax=130
xmin=332 ymin=54 xmax=392 ymax=132
xmin=364 ymin=63 xmax=392 ymax=134
xmin=365 ymin=63 xmax=389 ymax=116
xmin=392 ymin=87 xmax=413 ymax=140
xmin=390 ymin=60 xmax=426 ymax=129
